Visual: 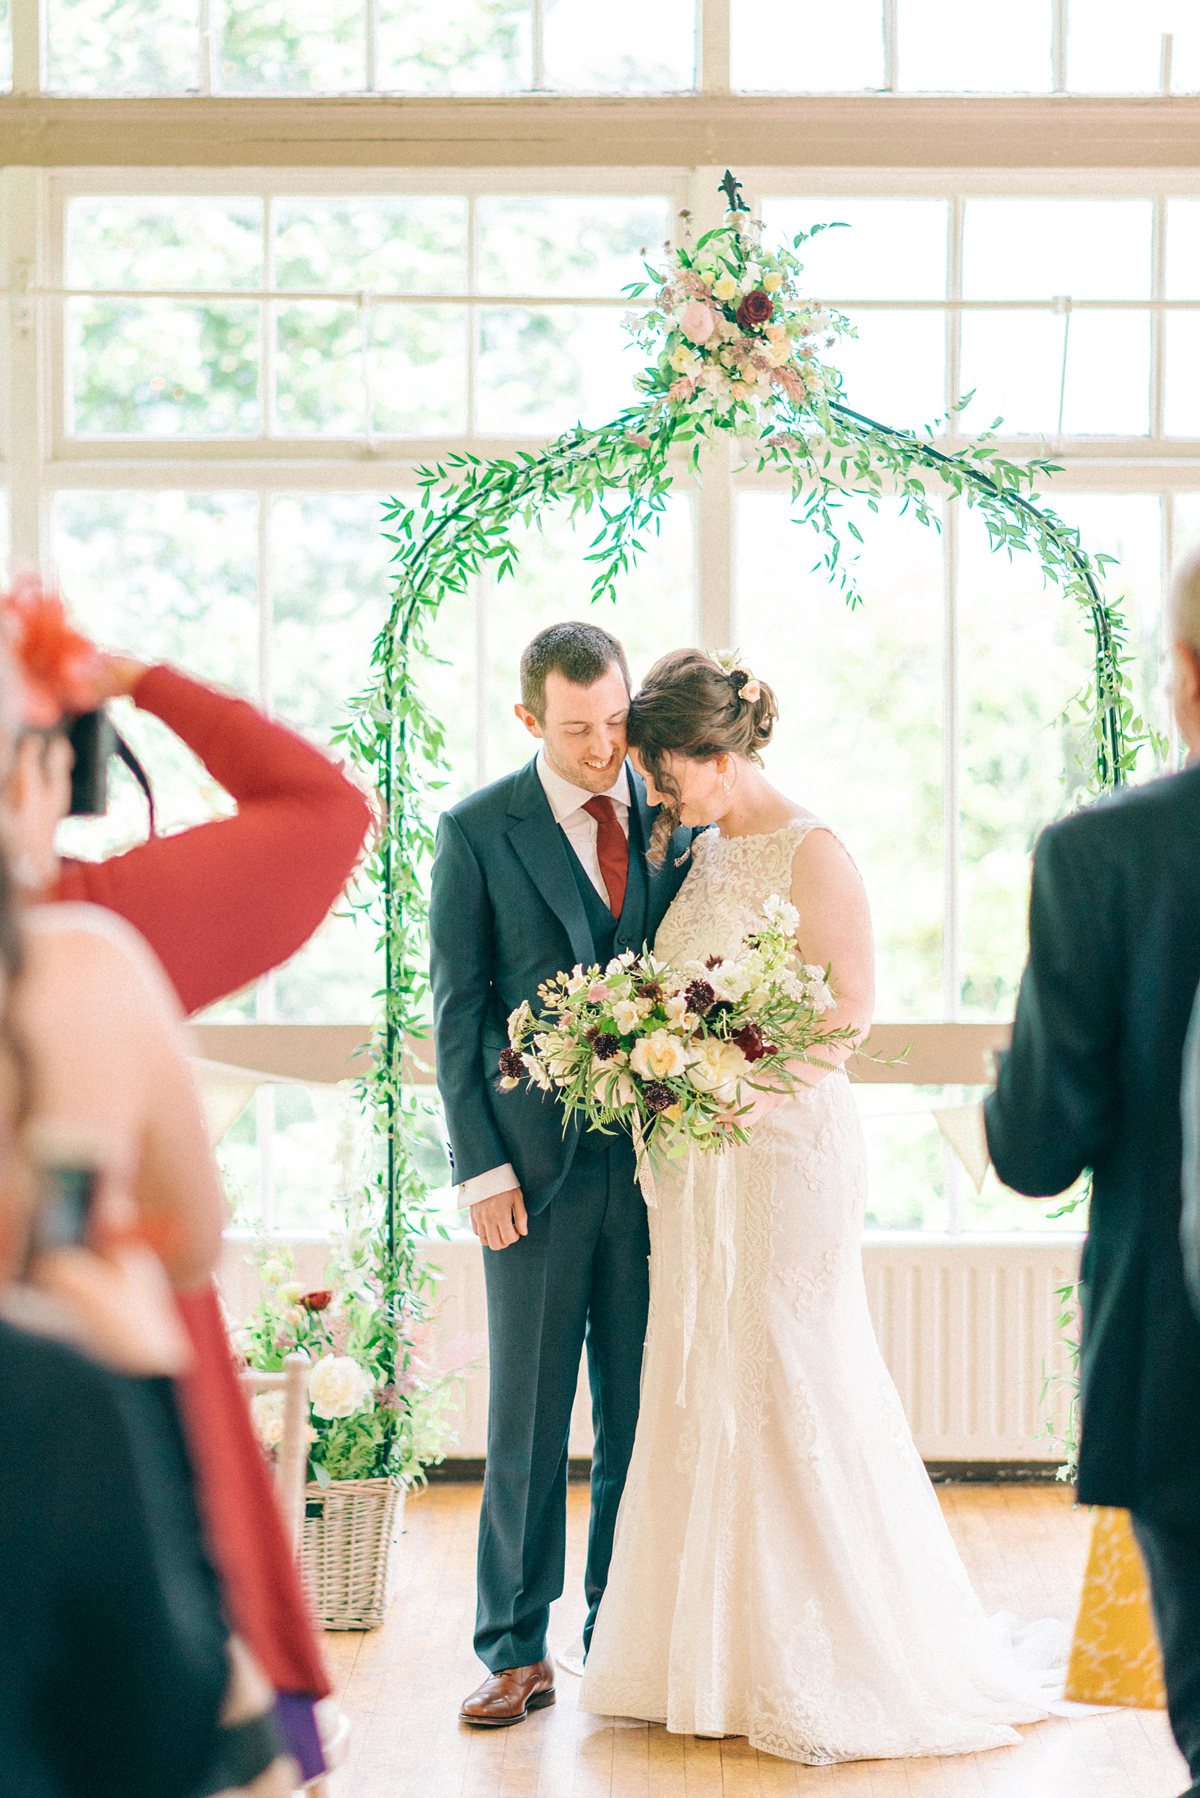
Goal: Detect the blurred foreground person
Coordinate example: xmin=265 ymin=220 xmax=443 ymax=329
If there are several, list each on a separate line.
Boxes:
xmin=985 ymin=545 xmax=1200 ymax=1798
xmin=0 ymin=829 xmax=290 ymax=1790
xmin=0 ymin=575 xmax=372 ymax=1782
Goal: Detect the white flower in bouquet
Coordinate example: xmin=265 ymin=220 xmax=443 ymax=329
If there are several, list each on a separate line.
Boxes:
xmin=802 ymin=966 xmax=836 ymax=1013
xmin=309 ymin=1354 xmax=376 ymax=1421
xmin=508 ymin=999 xmax=535 ymax=1047
xmin=763 ymin=894 xmax=801 ymax=933
xmin=251 ymin=1389 xmax=286 ymax=1449
xmin=612 ymin=998 xmax=643 ymax=1035
xmin=595 ymin=1066 xmax=637 ymax=1108
xmin=686 ymin=1038 xmax=751 ymax=1105
xmin=630 ymin=1029 xmax=691 ymax=1081
xmin=663 ymin=992 xmax=696 ymax=1028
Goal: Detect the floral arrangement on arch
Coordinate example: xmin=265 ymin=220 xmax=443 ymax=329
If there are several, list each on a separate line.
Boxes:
xmin=624 ymin=206 xmax=852 ymax=441
xmin=234 ymin=1242 xmax=484 ymax=1488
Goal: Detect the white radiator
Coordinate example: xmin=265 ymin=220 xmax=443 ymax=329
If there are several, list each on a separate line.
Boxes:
xmin=220 ymin=1231 xmax=1082 ymax=1466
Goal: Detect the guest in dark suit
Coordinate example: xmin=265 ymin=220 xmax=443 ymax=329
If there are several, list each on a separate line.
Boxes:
xmin=985 ymin=544 xmax=1200 ymax=1798
xmin=1183 ymin=981 xmax=1200 ymax=1322
xmin=429 ymin=622 xmax=693 ymax=1728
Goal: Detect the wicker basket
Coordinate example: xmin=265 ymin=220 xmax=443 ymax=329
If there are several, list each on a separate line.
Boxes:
xmin=302 ymin=1476 xmax=407 ymax=1630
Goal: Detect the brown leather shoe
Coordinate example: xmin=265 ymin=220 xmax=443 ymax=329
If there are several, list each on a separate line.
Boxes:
xmin=459 ymin=1659 xmax=556 ymax=1728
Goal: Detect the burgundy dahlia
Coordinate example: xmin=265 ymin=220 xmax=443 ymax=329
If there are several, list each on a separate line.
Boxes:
xmin=593 ymin=1032 xmax=621 ymax=1062
xmin=736 ymin=289 xmax=773 ymax=328
xmin=498 ymin=1047 xmax=526 ymax=1080
xmin=733 ymin=1023 xmax=769 ymax=1063
xmin=643 ymin=1081 xmax=676 ymax=1114
xmin=685 ymin=978 xmax=716 ymax=1014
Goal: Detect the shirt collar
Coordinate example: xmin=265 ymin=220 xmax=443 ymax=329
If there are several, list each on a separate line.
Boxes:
xmin=535 ymin=748 xmax=630 ymax=824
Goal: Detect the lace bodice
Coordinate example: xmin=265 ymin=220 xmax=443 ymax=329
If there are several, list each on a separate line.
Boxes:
xmin=654 ymin=818 xmax=822 ymax=967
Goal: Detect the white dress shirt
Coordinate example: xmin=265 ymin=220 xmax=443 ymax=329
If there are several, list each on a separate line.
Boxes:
xmin=460 ymin=751 xmax=632 ymax=1209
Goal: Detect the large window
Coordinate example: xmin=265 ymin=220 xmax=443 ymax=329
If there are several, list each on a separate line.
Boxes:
xmin=7 ymin=149 xmax=1200 ymax=1234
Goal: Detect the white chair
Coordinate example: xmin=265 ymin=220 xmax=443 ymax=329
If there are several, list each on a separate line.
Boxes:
xmin=238 ymin=1353 xmax=311 ymax=1557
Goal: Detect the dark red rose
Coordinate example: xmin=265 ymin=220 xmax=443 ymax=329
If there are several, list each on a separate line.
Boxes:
xmin=301 ymin=1289 xmax=333 ymax=1312
xmin=736 ymin=289 xmax=773 ymax=328
xmin=643 ymin=1081 xmax=676 ymax=1114
xmin=498 ymin=1047 xmax=526 ymax=1079
xmin=685 ymin=978 xmax=715 ymax=1014
xmin=593 ymin=1032 xmax=621 ymax=1062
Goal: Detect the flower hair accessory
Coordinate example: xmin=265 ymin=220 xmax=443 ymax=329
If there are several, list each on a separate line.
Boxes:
xmin=709 ymin=648 xmax=762 ymax=705
xmin=1 ymin=572 xmax=102 ymax=728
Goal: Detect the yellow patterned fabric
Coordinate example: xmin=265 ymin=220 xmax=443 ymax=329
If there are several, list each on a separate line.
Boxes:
xmin=1064 ymin=1507 xmax=1167 ymax=1708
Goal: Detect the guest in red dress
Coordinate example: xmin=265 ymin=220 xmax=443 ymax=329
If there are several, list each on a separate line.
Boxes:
xmin=0 ymin=575 xmax=372 ymax=1783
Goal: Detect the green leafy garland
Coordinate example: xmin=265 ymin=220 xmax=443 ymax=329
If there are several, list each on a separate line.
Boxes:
xmin=336 ymin=180 xmax=1158 ymax=1476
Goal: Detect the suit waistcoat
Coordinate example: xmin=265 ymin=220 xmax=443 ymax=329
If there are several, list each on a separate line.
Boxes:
xmin=560 ymin=803 xmax=650 ymax=967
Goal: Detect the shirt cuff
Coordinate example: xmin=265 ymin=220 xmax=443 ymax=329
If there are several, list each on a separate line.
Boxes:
xmin=460 ymin=1163 xmax=519 ymax=1209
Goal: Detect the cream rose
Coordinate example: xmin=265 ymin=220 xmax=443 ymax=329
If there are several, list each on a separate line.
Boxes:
xmin=630 ymin=1029 xmax=690 ymax=1081
xmin=713 ymin=272 xmax=738 ymax=302
xmin=686 ymin=1038 xmax=750 ymax=1104
xmin=309 ymin=1355 xmax=376 ymax=1421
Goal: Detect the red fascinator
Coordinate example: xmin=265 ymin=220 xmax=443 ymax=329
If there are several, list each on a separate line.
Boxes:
xmin=1 ymin=572 xmax=102 ymax=728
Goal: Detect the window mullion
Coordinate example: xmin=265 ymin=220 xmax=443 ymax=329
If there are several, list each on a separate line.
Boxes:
xmin=5 ymin=168 xmax=46 ymax=570
xmin=1051 ymin=0 xmax=1067 ymax=92
xmin=882 ymin=0 xmax=897 ymax=92
xmin=1150 ymin=194 xmax=1166 ymax=442
xmin=11 ymin=0 xmax=40 ymax=94
xmin=697 ymin=0 xmax=730 ymax=94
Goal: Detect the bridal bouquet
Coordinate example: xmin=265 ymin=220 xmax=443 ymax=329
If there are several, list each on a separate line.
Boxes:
xmin=497 ymin=896 xmax=861 ymax=1165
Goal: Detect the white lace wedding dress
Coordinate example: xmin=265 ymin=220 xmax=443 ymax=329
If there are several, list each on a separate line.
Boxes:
xmin=578 ymin=819 xmax=1063 ymax=1763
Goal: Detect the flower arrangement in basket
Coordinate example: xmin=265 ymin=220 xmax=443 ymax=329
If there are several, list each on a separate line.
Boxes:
xmin=235 ymin=1235 xmax=483 ymax=1628
xmin=499 ymin=894 xmax=861 ymax=1171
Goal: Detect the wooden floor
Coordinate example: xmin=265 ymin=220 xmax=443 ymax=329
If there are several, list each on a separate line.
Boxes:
xmin=321 ymin=1482 xmax=1189 ymax=1798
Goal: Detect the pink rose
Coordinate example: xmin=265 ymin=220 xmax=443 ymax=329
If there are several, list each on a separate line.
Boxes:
xmin=678 ymin=301 xmax=716 ymax=345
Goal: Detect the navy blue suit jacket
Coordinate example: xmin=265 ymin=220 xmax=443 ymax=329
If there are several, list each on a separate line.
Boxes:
xmin=984 ymin=761 xmax=1200 ymax=1526
xmin=429 ymin=756 xmax=695 ymax=1215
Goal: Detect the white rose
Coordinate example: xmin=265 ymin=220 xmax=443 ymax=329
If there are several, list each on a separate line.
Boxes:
xmin=251 ymin=1390 xmax=286 ymax=1450
xmin=763 ymin=271 xmax=782 ymax=293
xmin=713 ymin=272 xmax=737 ymax=302
xmin=612 ymin=999 xmax=642 ymax=1035
xmin=686 ymin=1038 xmax=749 ymax=1104
xmin=309 ymin=1355 xmax=376 ymax=1422
xmin=630 ymin=1029 xmax=690 ymax=1081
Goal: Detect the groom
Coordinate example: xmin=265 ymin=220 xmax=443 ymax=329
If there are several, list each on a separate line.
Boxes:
xmin=429 ymin=621 xmax=694 ymax=1728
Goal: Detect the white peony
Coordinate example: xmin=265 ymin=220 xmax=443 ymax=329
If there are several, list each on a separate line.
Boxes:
xmin=251 ymin=1389 xmax=286 ymax=1449
xmin=630 ymin=1029 xmax=690 ymax=1081
xmin=686 ymin=1038 xmax=749 ymax=1105
xmin=309 ymin=1355 xmax=376 ymax=1421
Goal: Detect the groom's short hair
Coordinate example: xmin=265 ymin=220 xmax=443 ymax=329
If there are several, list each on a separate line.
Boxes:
xmin=1172 ymin=542 xmax=1200 ymax=653
xmin=520 ymin=622 xmax=631 ymax=722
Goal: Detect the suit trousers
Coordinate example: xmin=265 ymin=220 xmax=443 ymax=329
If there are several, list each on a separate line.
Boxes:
xmin=474 ymin=1138 xmax=650 ymax=1671
xmin=1133 ymin=1514 xmax=1200 ymax=1792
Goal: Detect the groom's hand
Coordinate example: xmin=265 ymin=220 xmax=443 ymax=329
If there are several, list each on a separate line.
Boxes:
xmin=470 ymin=1186 xmax=528 ymax=1251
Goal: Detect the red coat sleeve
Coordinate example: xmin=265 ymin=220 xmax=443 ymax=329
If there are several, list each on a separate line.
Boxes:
xmin=51 ymin=665 xmax=372 ymax=1016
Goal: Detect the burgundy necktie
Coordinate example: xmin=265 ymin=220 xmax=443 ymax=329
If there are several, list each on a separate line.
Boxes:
xmin=582 ymin=795 xmax=629 ymax=918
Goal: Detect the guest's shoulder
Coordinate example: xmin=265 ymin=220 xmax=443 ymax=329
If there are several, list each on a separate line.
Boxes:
xmin=1042 ymin=761 xmax=1200 ymax=859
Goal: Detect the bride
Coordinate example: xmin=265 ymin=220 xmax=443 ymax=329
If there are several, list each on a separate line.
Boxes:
xmin=577 ymin=649 xmax=1061 ymax=1763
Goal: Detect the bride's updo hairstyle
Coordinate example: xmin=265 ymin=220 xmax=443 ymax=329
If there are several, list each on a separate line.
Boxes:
xmin=627 ymin=649 xmax=778 ymax=862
